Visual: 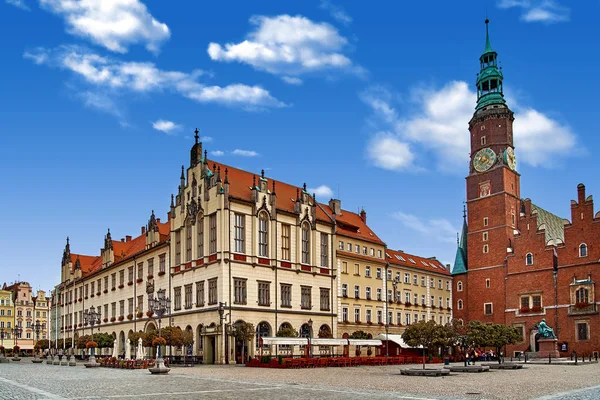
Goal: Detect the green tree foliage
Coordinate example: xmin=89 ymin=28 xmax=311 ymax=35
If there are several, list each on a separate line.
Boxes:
xmin=142 ymin=330 xmax=157 ymax=347
xmin=232 ymin=322 xmax=255 ymax=363
xmin=402 ymin=320 xmax=447 ymax=369
xmin=182 ymin=329 xmax=194 ymax=348
xmin=466 ymin=321 xmax=489 ymax=349
xmin=34 ymin=339 xmax=50 ymax=350
xmin=348 ymin=330 xmax=370 ymax=339
xmin=128 ymin=331 xmax=144 ymax=344
xmin=485 ymin=324 xmax=521 ymax=364
xmin=276 ymin=326 xmax=299 ymax=338
xmin=169 ymin=327 xmax=185 ymax=347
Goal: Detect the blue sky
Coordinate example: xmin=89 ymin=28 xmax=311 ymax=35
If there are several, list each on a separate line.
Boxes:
xmin=1 ymin=0 xmax=597 ymax=292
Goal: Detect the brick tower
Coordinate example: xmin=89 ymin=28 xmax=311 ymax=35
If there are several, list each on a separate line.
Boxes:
xmin=453 ymin=20 xmax=521 ymax=324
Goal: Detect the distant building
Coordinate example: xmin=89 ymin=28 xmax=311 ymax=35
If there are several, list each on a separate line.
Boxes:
xmin=453 ymin=20 xmax=600 ymax=356
xmin=0 ymin=288 xmax=15 ymax=350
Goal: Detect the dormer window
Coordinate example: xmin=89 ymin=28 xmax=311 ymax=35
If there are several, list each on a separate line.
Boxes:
xmin=579 ymin=244 xmax=588 ymax=258
xmin=526 ymin=253 xmax=534 ymax=266
xmin=481 ymin=136 xmax=486 ymax=146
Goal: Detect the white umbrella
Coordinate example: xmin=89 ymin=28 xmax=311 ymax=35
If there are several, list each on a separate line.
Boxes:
xmin=112 ymin=344 xmax=118 ymax=359
xmin=125 ymin=339 xmax=131 ymax=360
xmin=136 ymin=338 xmax=144 ymax=360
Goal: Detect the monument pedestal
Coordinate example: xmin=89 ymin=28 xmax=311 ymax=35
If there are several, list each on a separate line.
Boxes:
xmin=537 ymin=338 xmax=560 ymax=358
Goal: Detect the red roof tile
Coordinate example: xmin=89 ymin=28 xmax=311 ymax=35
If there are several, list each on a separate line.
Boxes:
xmin=386 ymin=249 xmax=450 ymax=276
xmin=319 ymin=205 xmax=385 ymax=245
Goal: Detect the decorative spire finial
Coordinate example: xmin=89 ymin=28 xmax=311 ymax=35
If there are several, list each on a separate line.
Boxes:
xmin=180 ymin=165 xmax=185 ymax=180
xmin=462 ymin=203 xmax=467 ymax=219
xmin=261 ymin=169 xmax=265 ymax=178
xmin=253 ymin=175 xmax=256 ymax=188
xmin=224 ymin=168 xmax=229 ymax=184
xmin=303 ymin=182 xmax=307 ymax=191
xmin=194 ymin=128 xmax=199 ymax=144
xmin=171 ymin=194 xmax=174 ymax=208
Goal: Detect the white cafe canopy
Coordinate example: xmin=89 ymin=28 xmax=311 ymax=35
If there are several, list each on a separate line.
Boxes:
xmin=347 ymin=339 xmax=382 ymax=346
xmin=310 ymin=338 xmax=348 ymax=346
xmin=259 ymin=337 xmax=382 ymax=346
xmin=374 ymin=334 xmax=420 ymax=349
xmin=260 ymin=337 xmax=308 ymax=346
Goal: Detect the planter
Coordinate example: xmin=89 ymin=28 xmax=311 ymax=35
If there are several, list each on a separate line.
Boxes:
xmin=118 ymin=316 xmax=124 ymax=322
xmin=127 ymin=282 xmax=133 ymax=286
xmin=78 ymin=298 xmax=82 ymax=302
xmin=136 ymin=312 xmax=143 ymax=318
xmin=97 ymin=292 xmax=101 ymax=296
xmin=127 ymin=314 xmax=133 ymax=320
xmin=103 ymin=318 xmax=108 ymax=323
xmin=103 ymin=290 xmax=108 ymax=294
xmin=136 ymin=278 xmax=143 ymax=284
xmin=118 ymin=284 xmax=124 ymax=289
xmin=146 ymin=311 xmax=154 ymax=318
xmin=90 ymin=294 xmax=95 ymax=298
xmin=111 ymin=288 xmax=116 ymax=292
xmin=110 ymin=317 xmax=116 ymax=322
xmin=158 ymin=271 xmax=166 ymax=277
xmin=147 ymin=274 xmax=154 ymax=280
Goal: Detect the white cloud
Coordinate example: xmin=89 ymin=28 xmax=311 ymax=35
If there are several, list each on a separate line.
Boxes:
xmin=39 ymin=0 xmax=170 ymax=53
xmin=282 ymin=76 xmax=303 ymax=85
xmin=24 ymin=46 xmax=286 ymax=110
xmin=6 ymin=0 xmax=30 ymax=11
xmin=232 ymin=149 xmax=259 ymax=157
xmin=152 ymin=119 xmax=181 ymax=134
xmin=319 ymin=0 xmax=352 ymax=25
xmin=361 ymin=81 xmax=577 ymax=172
xmin=200 ymin=136 xmax=213 ymax=143
xmin=308 ymin=185 xmax=334 ymax=199
xmin=210 ymin=150 xmax=224 ymax=157
xmin=498 ymin=0 xmax=570 ymax=23
xmin=367 ymin=133 xmax=415 ymax=171
xmin=392 ymin=212 xmax=458 ymax=244
xmin=78 ymin=90 xmax=121 ymax=117
xmin=208 ymin=14 xmax=360 ymax=79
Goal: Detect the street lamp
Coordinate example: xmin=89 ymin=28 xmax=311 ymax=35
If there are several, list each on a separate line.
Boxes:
xmin=385 ymin=270 xmax=401 ymax=358
xmin=83 ymin=306 xmax=101 ymax=367
xmin=12 ymin=326 xmax=22 ymax=361
xmin=32 ymin=320 xmax=45 ymax=363
xmin=218 ymin=302 xmax=230 ymax=364
xmin=0 ymin=328 xmax=6 ymax=361
xmin=148 ymin=288 xmax=171 ymax=373
xmin=307 ymin=319 xmax=313 ymax=358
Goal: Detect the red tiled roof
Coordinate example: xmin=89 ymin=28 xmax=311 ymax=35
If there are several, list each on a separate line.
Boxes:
xmin=207 ymin=160 xmax=333 ymax=223
xmin=319 ymin=205 xmax=385 ymax=245
xmin=386 ymin=249 xmax=450 ymax=276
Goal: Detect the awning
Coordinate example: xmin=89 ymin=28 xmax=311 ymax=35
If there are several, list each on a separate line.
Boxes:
xmin=260 ymin=337 xmax=308 ymax=345
xmin=347 ymin=339 xmax=382 ymax=346
xmin=374 ymin=334 xmax=419 ymax=348
xmin=310 ymin=338 xmax=347 ymax=346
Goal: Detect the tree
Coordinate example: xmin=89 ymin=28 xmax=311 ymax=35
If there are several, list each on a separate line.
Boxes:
xmin=276 ymin=326 xmax=299 ymax=338
xmin=348 ymin=330 xmax=370 ymax=339
xmin=93 ymin=332 xmax=114 ymax=349
xmin=402 ymin=320 xmax=446 ymax=369
xmin=128 ymin=331 xmax=143 ymax=344
xmin=77 ymin=335 xmax=92 ymax=349
xmin=142 ymin=330 xmax=157 ymax=348
xmin=232 ymin=322 xmax=255 ymax=363
xmin=35 ymin=339 xmax=50 ymax=350
xmin=486 ymin=324 xmax=521 ymax=364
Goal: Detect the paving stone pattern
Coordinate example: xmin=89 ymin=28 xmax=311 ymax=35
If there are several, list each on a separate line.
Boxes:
xmin=1 ymin=361 xmax=600 ymax=400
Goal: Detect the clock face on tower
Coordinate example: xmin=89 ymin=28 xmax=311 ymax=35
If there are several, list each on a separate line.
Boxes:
xmin=473 ymin=147 xmax=497 ymax=172
xmin=504 ymin=147 xmax=517 ymax=171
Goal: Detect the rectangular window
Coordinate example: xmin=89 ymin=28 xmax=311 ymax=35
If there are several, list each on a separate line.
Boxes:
xmin=377 ymin=288 xmax=382 ymax=301
xmin=258 ymin=282 xmax=270 ymax=306
xmin=532 ymin=295 xmax=542 ymax=308
xmin=483 ymin=232 xmax=488 ymax=241
xmin=378 ymin=250 xmax=382 ymax=258
xmin=97 ymin=279 xmax=101 ymax=293
xmin=147 ymin=258 xmax=154 ymax=277
xmin=302 ymin=225 xmax=310 ymax=264
xmin=421 ymin=294 xmax=426 ymax=305
xmin=175 ymin=230 xmax=182 ymax=265
xmin=159 ymin=254 xmax=166 ymax=273
xmin=438 ymin=279 xmax=442 ymax=289
xmin=414 ymin=293 xmax=418 ymax=304
xmin=413 ymin=274 xmax=418 ymax=285
xmin=486 ymin=279 xmax=490 ymax=288
xmin=366 ymin=309 xmax=372 ymax=323
xmin=446 ymin=280 xmax=450 ymax=291
xmin=137 ymin=263 xmax=143 ymax=280
xmin=320 ymin=233 xmax=328 ymax=267
xmin=281 ymin=224 xmax=290 ymax=261
xmin=128 ymin=298 xmax=133 ymax=315
xmin=430 ymin=278 xmax=434 ymax=288
xmin=208 ymin=278 xmax=218 ymax=305
xmin=355 ymin=245 xmax=360 ymax=254
xmin=365 ymin=266 xmax=371 ymax=277
xmin=119 ymin=270 xmax=124 ymax=286
xmin=354 ymin=285 xmax=360 ymax=298
xmin=347 ymin=243 xmax=352 ymax=252
xmin=342 ymin=307 xmax=348 ymax=322
xmin=483 ymin=244 xmax=489 ymax=253
xmin=342 ymin=262 xmax=348 ymax=274
xmin=376 ymin=268 xmax=382 ymax=279
xmin=370 ymin=248 xmax=375 ymax=256
xmin=137 ymin=295 xmax=143 ymax=313
xmin=387 ymin=269 xmax=392 ymax=280
xmin=281 ymin=284 xmax=292 ymax=308
xmin=119 ymin=300 xmax=124 ymax=316
xmin=404 ymin=273 xmax=410 ymax=284
xmin=421 ymin=276 xmax=426 ymax=287
xmin=397 ymin=312 xmax=402 ymax=324
xmin=388 ymin=311 xmax=393 ymax=324
xmin=339 ymin=241 xmax=344 ymax=250
xmin=439 ymin=297 xmax=443 ymax=308
xmin=377 ymin=310 xmax=382 ymax=324
xmin=483 ymin=217 xmax=489 ymax=226
xmin=521 ymin=296 xmax=529 ymax=309
xmin=111 ymin=302 xmax=116 ymax=318
xmin=111 ymin=273 xmax=116 ymax=289
xmin=405 ymin=313 xmax=411 ymax=325
xmin=405 ymin=292 xmax=410 ymax=303
xmin=484 ymin=303 xmax=493 ymax=315
xmin=355 ymin=308 xmax=361 ymax=323
xmin=320 ymin=288 xmax=330 ymax=311
xmin=174 ymin=287 xmax=182 ymax=310
xmin=128 ymin=267 xmax=133 ymax=282
xmin=354 ymin=263 xmax=360 ymax=275
xmin=577 ymin=322 xmax=589 ymax=341
xmin=362 ymin=246 xmax=367 ymax=255
xmin=366 ymin=287 xmax=371 ymax=300
xmin=186 ymin=224 xmax=192 ymax=262
xmin=209 ymin=214 xmax=217 ymax=254
xmin=259 ymin=214 xmax=269 ymax=257
xmin=196 ymin=281 xmax=205 ymax=307
xmin=234 ymin=278 xmax=247 ymax=305
xmin=234 ymin=213 xmax=245 ymax=253
xmin=342 ymin=283 xmax=348 ymax=297
xmin=197 ymin=219 xmax=204 ymax=259
xmin=301 ymin=286 xmax=312 ymax=310
xmin=184 ymin=284 xmax=193 ymax=309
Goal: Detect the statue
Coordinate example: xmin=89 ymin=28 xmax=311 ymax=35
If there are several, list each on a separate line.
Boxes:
xmin=537 ymin=319 xmax=556 ymax=339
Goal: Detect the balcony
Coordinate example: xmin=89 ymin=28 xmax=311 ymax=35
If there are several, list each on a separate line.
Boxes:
xmin=568 ymin=303 xmax=598 ymax=316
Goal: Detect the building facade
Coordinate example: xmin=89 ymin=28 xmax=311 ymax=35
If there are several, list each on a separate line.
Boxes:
xmin=453 ymin=20 xmax=600 ymax=356
xmin=53 ymin=132 xmax=450 ymax=363
xmin=0 ymin=288 xmax=15 ymax=350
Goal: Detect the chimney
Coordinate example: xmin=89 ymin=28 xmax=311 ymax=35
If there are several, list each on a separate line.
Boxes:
xmin=142 ymin=226 xmax=146 ymax=235
xmin=446 ymin=264 xmax=451 ymax=270
xmin=156 ymin=218 xmax=161 ymax=224
xmin=329 ymin=199 xmax=341 ymax=215
xmin=577 ymin=183 xmax=586 ymax=204
xmin=120 ymin=238 xmax=125 ymax=242
xmin=126 ymin=235 xmax=132 ymax=242
xmin=360 ymin=208 xmax=367 ymax=223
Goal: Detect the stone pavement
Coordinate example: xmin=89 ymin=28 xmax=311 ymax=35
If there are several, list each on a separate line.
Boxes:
xmin=1 ymin=360 xmax=600 ymax=400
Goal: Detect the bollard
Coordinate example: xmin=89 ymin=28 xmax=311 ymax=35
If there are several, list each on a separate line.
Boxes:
xmin=575 ymin=354 xmax=578 ymax=365
xmin=549 ymin=354 xmax=551 ymax=364
xmin=524 ymin=353 xmax=528 ymax=363
xmin=595 ymin=353 xmax=598 ymax=362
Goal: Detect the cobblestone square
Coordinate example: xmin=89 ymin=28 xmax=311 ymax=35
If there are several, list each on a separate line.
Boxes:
xmin=2 ymin=361 xmax=600 ymax=400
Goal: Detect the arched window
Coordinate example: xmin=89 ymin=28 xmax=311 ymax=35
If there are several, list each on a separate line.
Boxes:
xmin=258 ymin=213 xmax=269 ymax=257
xmin=579 ymin=244 xmax=588 ymax=258
xmin=301 ymin=222 xmax=310 ymax=264
xmin=299 ymin=323 xmax=312 ymax=338
xmin=457 ymin=281 xmax=463 ymax=292
xmin=255 ymin=321 xmax=271 ymax=348
xmin=318 ymin=324 xmax=332 ymax=338
xmin=526 ymin=253 xmax=534 ymax=266
xmin=457 ymin=299 xmax=463 ymax=310
xmin=576 ymin=288 xmax=589 ymax=305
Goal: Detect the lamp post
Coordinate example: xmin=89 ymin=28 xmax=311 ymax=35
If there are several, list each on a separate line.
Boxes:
xmin=12 ymin=326 xmax=22 ymax=361
xmin=218 ymin=302 xmax=230 ymax=364
xmin=32 ymin=320 xmax=45 ymax=363
xmin=307 ymin=318 xmax=313 ymax=358
xmin=83 ymin=306 xmax=101 ymax=367
xmin=148 ymin=288 xmax=170 ymax=373
xmin=0 ymin=328 xmax=6 ymax=361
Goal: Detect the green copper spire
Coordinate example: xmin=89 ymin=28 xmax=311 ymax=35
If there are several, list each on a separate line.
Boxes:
xmin=452 ymin=205 xmax=468 ymax=275
xmin=475 ymin=19 xmax=506 ymax=111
